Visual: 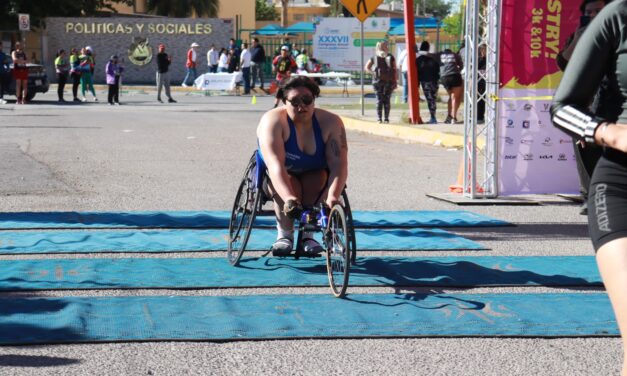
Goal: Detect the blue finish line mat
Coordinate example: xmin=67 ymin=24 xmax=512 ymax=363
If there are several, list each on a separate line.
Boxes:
xmin=0 ymin=293 xmax=616 ymax=345
xmin=0 ymin=210 xmax=510 ymax=229
xmin=0 ymin=228 xmax=484 ymax=254
xmin=0 ymin=256 xmax=600 ymax=291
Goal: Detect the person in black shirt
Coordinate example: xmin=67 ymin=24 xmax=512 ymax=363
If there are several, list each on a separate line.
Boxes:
xmin=416 ymin=41 xmax=439 ymax=124
xmin=250 ymin=38 xmax=266 ymax=90
xmin=156 ymin=44 xmax=176 ymax=103
xmin=551 ymin=4 xmax=627 ymax=372
xmin=556 ymin=0 xmax=611 ymax=215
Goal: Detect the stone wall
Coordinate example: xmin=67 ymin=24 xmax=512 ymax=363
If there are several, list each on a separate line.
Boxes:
xmin=45 ymin=17 xmax=233 ymax=84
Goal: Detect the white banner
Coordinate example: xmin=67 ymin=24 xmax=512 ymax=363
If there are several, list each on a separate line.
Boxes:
xmin=194 ymin=72 xmax=242 ymax=91
xmin=313 ymin=17 xmax=390 ymax=71
xmin=497 ymin=88 xmax=579 ymax=195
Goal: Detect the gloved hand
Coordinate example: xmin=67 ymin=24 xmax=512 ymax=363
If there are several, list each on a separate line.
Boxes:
xmin=283 ymin=199 xmax=303 ymax=220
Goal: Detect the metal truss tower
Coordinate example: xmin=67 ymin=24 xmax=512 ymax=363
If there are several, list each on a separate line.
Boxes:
xmin=462 ymin=0 xmax=501 ymax=198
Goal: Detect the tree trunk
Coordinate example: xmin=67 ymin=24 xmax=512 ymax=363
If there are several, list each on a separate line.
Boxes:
xmin=281 ymin=0 xmax=289 ymax=27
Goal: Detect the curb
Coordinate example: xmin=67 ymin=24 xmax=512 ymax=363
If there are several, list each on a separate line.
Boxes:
xmin=341 ymin=116 xmax=483 ymax=150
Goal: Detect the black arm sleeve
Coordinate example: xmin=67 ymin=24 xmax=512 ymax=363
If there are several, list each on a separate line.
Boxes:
xmin=550 ymin=5 xmax=620 ymax=142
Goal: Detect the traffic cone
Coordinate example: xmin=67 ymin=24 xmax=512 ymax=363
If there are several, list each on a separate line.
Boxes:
xmin=448 ymin=152 xmax=485 ymax=194
xmin=251 ymin=95 xmax=257 ymax=105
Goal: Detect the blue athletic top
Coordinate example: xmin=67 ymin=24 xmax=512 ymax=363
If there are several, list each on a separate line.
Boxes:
xmin=259 ymin=114 xmax=327 ymax=175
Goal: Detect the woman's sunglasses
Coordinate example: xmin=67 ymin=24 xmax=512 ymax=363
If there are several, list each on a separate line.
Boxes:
xmin=285 ymin=95 xmax=314 ymax=107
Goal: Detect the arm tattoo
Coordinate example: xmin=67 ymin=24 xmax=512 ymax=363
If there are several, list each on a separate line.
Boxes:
xmin=329 ymin=139 xmax=340 ymax=158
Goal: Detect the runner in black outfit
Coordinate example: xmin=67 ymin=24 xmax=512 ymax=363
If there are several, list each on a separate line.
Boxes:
xmin=551 ymin=3 xmax=627 ymax=373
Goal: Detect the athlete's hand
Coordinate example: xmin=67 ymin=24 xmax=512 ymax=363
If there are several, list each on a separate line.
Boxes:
xmin=283 ymin=199 xmax=303 ymax=219
xmin=326 ymin=196 xmax=340 ymax=209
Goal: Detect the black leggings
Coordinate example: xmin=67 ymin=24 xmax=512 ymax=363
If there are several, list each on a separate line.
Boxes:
xmin=588 ymin=154 xmax=627 ymax=251
xmin=374 ymin=81 xmax=394 ymax=121
xmin=57 ymin=73 xmax=67 ymax=100
xmin=71 ymin=72 xmax=81 ymax=100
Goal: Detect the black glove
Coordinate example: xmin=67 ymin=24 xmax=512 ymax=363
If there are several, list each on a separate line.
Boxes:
xmin=283 ymin=199 xmax=303 ymax=220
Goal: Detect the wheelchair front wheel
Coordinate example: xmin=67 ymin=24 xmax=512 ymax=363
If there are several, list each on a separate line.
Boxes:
xmin=227 ymin=164 xmax=260 ymax=266
xmin=325 ymin=204 xmax=350 ymax=298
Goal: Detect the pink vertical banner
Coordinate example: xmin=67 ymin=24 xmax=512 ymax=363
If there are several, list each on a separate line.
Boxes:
xmin=497 ymin=0 xmax=582 ymax=195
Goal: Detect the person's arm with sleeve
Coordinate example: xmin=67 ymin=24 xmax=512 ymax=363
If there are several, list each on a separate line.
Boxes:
xmin=322 ymin=111 xmax=349 ymax=208
xmin=257 ymin=111 xmax=299 ymax=204
xmin=551 ymin=7 xmax=627 ymax=151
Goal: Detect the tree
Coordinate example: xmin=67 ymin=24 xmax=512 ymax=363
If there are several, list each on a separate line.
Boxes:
xmin=0 ymin=0 xmax=132 ymax=29
xmin=442 ymin=11 xmax=462 ymax=37
xmin=415 ymin=0 xmax=452 ymax=19
xmin=147 ymin=0 xmax=219 ymax=18
xmin=256 ymin=0 xmax=277 ymax=21
xmin=280 ymin=0 xmax=288 ymax=27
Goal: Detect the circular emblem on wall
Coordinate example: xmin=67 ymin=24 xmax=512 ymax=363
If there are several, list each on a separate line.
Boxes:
xmin=128 ymin=37 xmax=152 ymax=66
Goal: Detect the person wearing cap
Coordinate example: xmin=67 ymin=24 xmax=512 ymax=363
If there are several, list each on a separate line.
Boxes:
xmin=105 ymin=55 xmax=124 ymax=105
xmin=182 ymin=42 xmax=199 ymax=87
xmin=156 ymin=44 xmax=176 ymax=103
xmin=272 ymin=46 xmax=296 ymax=108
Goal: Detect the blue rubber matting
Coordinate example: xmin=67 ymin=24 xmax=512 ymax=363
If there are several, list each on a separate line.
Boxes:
xmin=0 ymin=210 xmax=510 ymax=229
xmin=0 ymin=293 xmax=616 ymax=344
xmin=0 ymin=228 xmax=484 ymax=254
xmin=0 ymin=256 xmax=600 ymax=291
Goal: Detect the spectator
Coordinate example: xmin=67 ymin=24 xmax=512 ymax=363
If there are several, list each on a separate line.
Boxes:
xmin=296 ymin=48 xmax=310 ymax=74
xmin=439 ymin=47 xmax=464 ymax=124
xmin=54 ymin=49 xmax=70 ymax=103
xmin=240 ymin=42 xmax=251 ymax=95
xmin=182 ymin=42 xmax=199 ymax=87
xmin=0 ymin=41 xmax=10 ymax=104
xmin=365 ymin=40 xmax=397 ymax=124
xmin=281 ymin=38 xmax=291 ymax=53
xmin=218 ymin=48 xmax=228 ymax=73
xmin=227 ymin=48 xmax=239 ymax=73
xmin=105 ymin=55 xmax=123 ymax=105
xmin=397 ymin=44 xmax=416 ymax=103
xmin=69 ymin=48 xmax=82 ymax=102
xmin=156 ymin=44 xmax=176 ymax=103
xmin=12 ymin=42 xmax=28 ymax=104
xmin=228 ymin=38 xmax=240 ymax=59
xmin=272 ymin=45 xmax=296 ymax=108
xmin=416 ymin=41 xmax=439 ymax=124
xmin=207 ymin=44 xmax=219 ymax=73
xmin=250 ymin=38 xmax=266 ymax=90
xmin=291 ymin=43 xmax=299 ymax=58
xmin=79 ymin=47 xmax=97 ymax=102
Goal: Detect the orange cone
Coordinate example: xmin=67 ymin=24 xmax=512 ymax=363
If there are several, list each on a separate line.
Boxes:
xmin=448 ymin=151 xmax=484 ymax=194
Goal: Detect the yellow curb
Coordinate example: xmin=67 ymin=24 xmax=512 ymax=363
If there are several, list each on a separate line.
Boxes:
xmin=341 ymin=116 xmax=486 ymax=150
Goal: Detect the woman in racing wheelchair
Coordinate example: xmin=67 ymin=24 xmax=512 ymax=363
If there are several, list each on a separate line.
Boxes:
xmin=257 ymin=76 xmax=348 ymax=256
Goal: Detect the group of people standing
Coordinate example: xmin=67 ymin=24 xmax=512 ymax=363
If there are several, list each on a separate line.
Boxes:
xmin=365 ymin=40 xmax=467 ymax=125
xmin=54 ymin=46 xmax=123 ymax=105
xmin=180 ymin=38 xmax=267 ymax=96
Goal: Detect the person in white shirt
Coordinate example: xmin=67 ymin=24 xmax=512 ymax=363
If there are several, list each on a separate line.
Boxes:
xmin=207 ymin=44 xmax=219 ymax=73
xmin=397 ymin=44 xmax=416 ymax=103
xmin=239 ymin=42 xmax=252 ymax=94
xmin=218 ymin=48 xmax=228 ymax=72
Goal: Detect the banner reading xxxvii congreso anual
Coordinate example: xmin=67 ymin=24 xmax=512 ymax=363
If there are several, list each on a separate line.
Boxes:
xmin=498 ymin=0 xmax=582 ymax=195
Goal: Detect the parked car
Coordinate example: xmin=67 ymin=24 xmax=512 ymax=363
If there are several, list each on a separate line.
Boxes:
xmin=6 ymin=62 xmax=50 ymax=101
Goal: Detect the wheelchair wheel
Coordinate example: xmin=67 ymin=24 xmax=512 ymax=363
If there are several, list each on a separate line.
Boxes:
xmin=227 ymin=157 xmax=261 ymax=266
xmin=325 ymin=204 xmax=350 ymax=298
xmin=341 ymin=189 xmax=357 ymax=265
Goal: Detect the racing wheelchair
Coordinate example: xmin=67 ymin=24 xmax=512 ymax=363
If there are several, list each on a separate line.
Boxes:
xmin=227 ymin=151 xmax=356 ymax=298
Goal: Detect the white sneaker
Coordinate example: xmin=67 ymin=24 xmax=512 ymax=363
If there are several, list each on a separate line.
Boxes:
xmin=81 ymin=97 xmax=87 ymax=102
xmin=93 ymin=97 xmax=98 ymax=102
xmin=181 ymin=83 xmax=188 ymax=87
xmin=0 ymin=99 xmax=7 ymax=104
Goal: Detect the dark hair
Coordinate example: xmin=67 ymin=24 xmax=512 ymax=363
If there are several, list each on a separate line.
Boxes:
xmin=242 ymin=42 xmax=248 ymax=49
xmin=279 ymin=76 xmax=320 ymax=101
xmin=253 ymin=38 xmax=259 ymax=43
xmin=580 ymin=0 xmax=611 ymax=13
xmin=419 ymin=41 xmax=430 ymax=52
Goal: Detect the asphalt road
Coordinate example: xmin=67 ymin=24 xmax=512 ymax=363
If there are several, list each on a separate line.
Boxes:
xmin=0 ymin=89 xmax=620 ymax=376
